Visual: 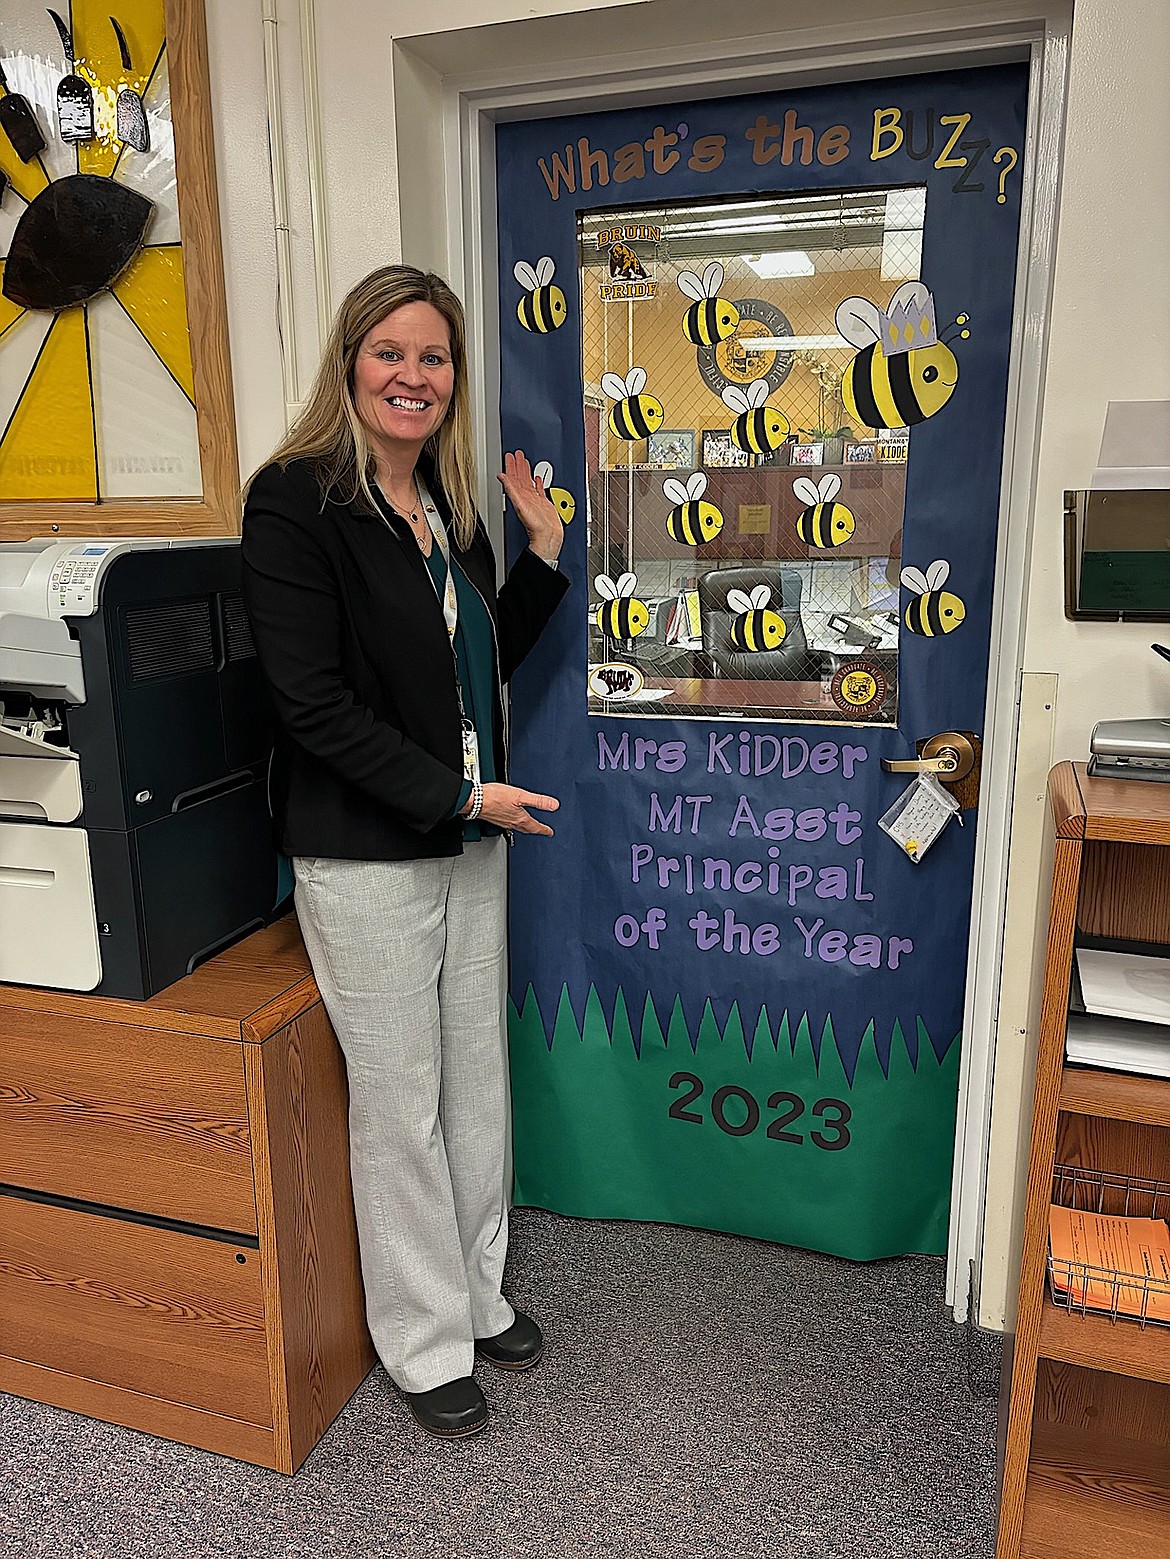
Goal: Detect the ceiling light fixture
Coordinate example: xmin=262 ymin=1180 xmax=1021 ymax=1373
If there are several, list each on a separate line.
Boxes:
xmin=742 ymin=251 xmax=815 ymax=278
xmin=752 ymin=335 xmax=851 ymax=350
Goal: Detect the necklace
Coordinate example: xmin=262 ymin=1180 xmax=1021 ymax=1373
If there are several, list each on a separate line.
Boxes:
xmin=379 ymin=476 xmax=429 ymax=549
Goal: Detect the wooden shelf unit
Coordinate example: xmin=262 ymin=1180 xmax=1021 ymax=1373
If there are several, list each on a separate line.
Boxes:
xmin=0 ymin=917 xmax=375 ymax=1472
xmin=997 ymin=763 xmax=1170 ymax=1557
xmin=1059 ymin=1067 xmax=1170 ymax=1128
xmin=1039 ymin=1297 xmax=1170 ymax=1386
xmin=1020 ymin=1420 xmax=1170 ymax=1559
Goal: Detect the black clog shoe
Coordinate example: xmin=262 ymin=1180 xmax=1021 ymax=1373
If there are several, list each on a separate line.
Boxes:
xmin=403 ymin=1376 xmax=488 ymax=1438
xmin=475 ymin=1310 xmax=544 ymax=1371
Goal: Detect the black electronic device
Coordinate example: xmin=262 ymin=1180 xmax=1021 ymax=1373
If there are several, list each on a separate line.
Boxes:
xmin=0 ymin=539 xmax=286 ymax=997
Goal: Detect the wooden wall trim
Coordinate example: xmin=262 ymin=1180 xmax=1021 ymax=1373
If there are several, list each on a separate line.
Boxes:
xmin=167 ymin=0 xmax=240 ymax=535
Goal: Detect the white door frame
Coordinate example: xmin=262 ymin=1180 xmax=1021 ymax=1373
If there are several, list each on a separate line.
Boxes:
xmin=424 ymin=2 xmax=1072 ymax=1320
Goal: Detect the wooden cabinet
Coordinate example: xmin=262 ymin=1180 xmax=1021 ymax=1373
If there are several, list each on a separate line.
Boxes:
xmin=0 ymin=918 xmax=375 ymax=1473
xmin=597 ymin=462 xmax=905 ymax=564
xmin=996 ymin=763 xmax=1170 ymax=1557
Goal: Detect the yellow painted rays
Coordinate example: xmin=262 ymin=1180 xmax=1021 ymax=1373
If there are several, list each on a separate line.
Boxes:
xmin=0 ymin=0 xmax=198 ymax=502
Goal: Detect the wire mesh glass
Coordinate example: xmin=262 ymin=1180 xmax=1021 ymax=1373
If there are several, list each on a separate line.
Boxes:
xmin=1047 ymin=1164 xmax=1170 ymax=1329
xmin=578 ymin=187 xmax=924 ymax=723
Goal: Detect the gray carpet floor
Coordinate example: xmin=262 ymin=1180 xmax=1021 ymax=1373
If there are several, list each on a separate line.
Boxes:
xmin=1 ymin=1209 xmax=1000 ymax=1559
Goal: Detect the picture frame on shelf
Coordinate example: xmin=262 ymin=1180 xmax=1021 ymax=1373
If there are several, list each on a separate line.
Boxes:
xmin=845 ymin=441 xmax=877 ymax=463
xmin=648 ymin=429 xmax=696 ymax=469
xmin=791 ymin=442 xmax=824 ymax=466
xmin=757 ymin=436 xmax=795 ymax=467
xmin=701 ymin=430 xmax=752 ymax=469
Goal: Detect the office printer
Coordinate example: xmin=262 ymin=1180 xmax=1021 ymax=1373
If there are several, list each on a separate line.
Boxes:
xmin=0 ymin=539 xmax=284 ymax=997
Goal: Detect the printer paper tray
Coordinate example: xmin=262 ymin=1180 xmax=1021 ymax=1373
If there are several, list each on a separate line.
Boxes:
xmin=0 ymin=725 xmax=78 ymax=761
xmin=0 ymin=728 xmax=82 ymax=822
xmin=0 ymin=823 xmax=101 ymax=991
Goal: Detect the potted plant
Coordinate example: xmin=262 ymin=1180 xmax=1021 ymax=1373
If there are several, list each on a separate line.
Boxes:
xmin=796 ymin=351 xmax=855 ymax=464
xmin=798 ymin=422 xmax=854 ymax=465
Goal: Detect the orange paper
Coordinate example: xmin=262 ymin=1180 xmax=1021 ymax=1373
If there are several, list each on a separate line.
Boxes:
xmin=1049 ymin=1205 xmax=1170 ymax=1321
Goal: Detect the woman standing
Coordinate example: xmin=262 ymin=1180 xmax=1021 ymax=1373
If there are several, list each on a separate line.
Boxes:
xmin=241 ymin=266 xmax=568 ymax=1439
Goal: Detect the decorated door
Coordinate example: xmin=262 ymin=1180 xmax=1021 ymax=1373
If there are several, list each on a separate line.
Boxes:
xmin=498 ymin=65 xmax=1027 ymax=1259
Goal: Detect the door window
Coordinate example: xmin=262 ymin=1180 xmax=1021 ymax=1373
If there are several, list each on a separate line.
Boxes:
xmin=581 ymin=187 xmax=926 ymax=724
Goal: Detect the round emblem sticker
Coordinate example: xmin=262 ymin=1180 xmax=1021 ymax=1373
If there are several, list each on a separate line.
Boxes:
xmin=696 ymin=298 xmax=795 ymax=398
xmin=588 ymin=662 xmax=645 ymax=701
xmin=831 ymin=660 xmax=889 ymax=719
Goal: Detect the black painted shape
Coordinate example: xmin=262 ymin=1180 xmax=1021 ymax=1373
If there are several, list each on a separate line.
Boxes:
xmin=110 ymin=16 xmax=149 ymax=153
xmin=56 ymin=70 xmax=95 ymax=143
xmin=111 ymin=15 xmax=133 ymax=70
xmin=48 ymin=8 xmax=95 ymax=144
xmin=0 ymin=61 xmax=48 ymax=162
xmin=116 ymin=88 xmax=149 ymax=153
xmin=2 ymin=173 xmax=154 ymax=309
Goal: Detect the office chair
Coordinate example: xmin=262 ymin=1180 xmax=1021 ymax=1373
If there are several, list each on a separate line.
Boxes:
xmin=697 ymin=565 xmax=814 ymax=681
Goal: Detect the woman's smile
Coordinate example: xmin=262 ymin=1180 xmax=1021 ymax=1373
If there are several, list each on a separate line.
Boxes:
xmin=353 ymin=300 xmax=455 ymax=456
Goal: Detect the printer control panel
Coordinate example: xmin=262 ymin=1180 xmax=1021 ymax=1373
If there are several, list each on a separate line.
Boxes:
xmin=47 ymin=544 xmax=117 ymax=617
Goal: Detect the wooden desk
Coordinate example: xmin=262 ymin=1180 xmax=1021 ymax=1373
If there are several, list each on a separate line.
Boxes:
xmin=0 ymin=917 xmax=375 ymax=1473
xmin=642 ymin=677 xmax=838 ymax=717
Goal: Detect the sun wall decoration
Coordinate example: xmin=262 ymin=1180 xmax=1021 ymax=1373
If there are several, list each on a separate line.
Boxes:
xmin=0 ymin=0 xmax=236 ymax=536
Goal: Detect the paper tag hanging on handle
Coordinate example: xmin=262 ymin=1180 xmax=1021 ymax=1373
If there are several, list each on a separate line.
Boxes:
xmin=878 ymin=772 xmax=962 ymax=864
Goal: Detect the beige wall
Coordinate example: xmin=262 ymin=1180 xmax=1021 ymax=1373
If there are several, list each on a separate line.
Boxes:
xmin=203 ymin=0 xmax=1170 ymax=1329
xmin=980 ymin=0 xmax=1170 ymax=1327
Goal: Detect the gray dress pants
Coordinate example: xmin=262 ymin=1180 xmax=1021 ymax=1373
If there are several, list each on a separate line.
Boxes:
xmin=292 ymin=837 xmax=514 ymax=1393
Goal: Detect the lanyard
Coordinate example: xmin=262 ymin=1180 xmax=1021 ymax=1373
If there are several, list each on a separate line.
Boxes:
xmin=414 ymin=475 xmax=460 ymax=645
xmin=414 ymin=477 xmax=481 ymax=786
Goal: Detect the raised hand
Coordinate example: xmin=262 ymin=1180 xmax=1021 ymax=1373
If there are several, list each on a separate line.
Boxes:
xmin=498 ymin=450 xmax=563 ymax=565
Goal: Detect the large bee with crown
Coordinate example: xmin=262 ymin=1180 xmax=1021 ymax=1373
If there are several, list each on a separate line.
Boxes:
xmin=513 ymin=256 xmax=567 ymax=334
xmin=533 ymin=460 xmax=575 ymax=525
xmin=595 ymin=572 xmax=650 ymax=641
xmin=721 ymin=379 xmax=790 ymax=457
xmin=793 ymin=474 xmax=856 ymax=549
xmin=727 ymin=585 xmax=787 ymax=653
xmin=602 ymin=367 xmax=664 ymax=442
xmin=836 ymin=282 xmax=970 ymax=431
xmin=900 ymin=559 xmax=966 ymax=636
xmin=677 ymin=262 xmax=740 ymax=346
xmin=662 ymin=472 xmax=724 ymax=546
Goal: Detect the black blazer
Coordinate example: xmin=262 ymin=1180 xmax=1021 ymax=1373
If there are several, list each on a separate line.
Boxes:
xmin=240 ymin=455 xmax=569 ymax=860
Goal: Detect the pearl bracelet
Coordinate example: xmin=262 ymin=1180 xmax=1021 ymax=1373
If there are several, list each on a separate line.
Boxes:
xmin=465 ymin=780 xmax=484 ymax=821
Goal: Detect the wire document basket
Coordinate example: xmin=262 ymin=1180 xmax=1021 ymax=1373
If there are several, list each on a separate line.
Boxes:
xmin=1047 ymin=1164 xmax=1170 ymax=1329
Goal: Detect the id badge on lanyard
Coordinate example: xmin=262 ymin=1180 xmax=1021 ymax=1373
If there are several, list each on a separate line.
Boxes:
xmin=461 ymin=716 xmax=481 ymax=785
xmin=417 ymin=477 xmax=481 ymax=786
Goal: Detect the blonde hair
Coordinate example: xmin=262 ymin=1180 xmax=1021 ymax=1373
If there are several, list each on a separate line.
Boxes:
xmin=251 ymin=266 xmax=479 ymax=548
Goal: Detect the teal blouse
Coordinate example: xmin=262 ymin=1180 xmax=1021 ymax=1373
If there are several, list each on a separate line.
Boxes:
xmin=422 ymin=543 xmax=500 ymax=841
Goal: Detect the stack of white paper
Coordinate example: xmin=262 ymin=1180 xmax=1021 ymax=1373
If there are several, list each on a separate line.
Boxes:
xmin=1068 ymin=949 xmax=1170 ymax=1077
xmin=1065 ymin=1011 xmax=1170 ymax=1078
xmin=1076 ymin=949 xmax=1170 ymax=1023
